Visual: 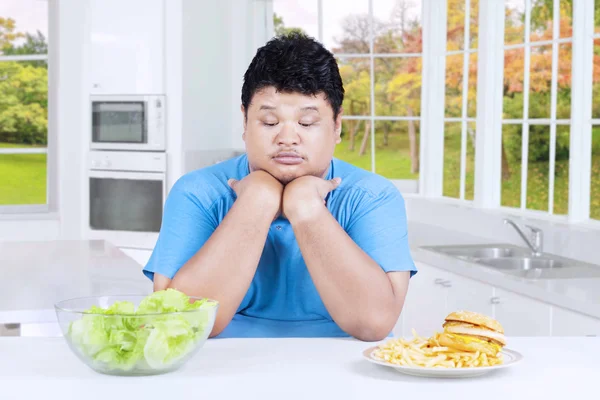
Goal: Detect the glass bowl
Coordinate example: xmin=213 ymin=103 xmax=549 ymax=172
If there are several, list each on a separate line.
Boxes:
xmin=54 ymin=295 xmax=219 ymax=376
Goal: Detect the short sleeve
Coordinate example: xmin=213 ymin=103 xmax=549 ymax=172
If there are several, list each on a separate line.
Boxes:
xmin=143 ymin=181 xmax=218 ymax=281
xmin=345 ymin=188 xmax=417 ymax=277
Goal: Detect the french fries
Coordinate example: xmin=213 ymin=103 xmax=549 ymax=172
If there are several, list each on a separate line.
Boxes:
xmin=372 ymin=330 xmax=504 ymax=369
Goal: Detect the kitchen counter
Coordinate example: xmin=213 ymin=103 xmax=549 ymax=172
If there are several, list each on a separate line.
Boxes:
xmin=0 ymin=337 xmax=597 ymax=399
xmin=0 ymin=240 xmax=151 ymax=325
xmin=408 ymin=222 xmax=600 ymax=319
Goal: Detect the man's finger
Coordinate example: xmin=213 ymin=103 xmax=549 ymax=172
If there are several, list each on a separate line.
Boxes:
xmin=227 ymin=178 xmax=237 ymax=190
xmin=330 ymin=177 xmax=342 ymax=190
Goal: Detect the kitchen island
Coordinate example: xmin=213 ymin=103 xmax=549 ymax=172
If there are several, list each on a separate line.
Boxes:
xmin=0 ymin=337 xmax=597 ymax=399
xmin=0 ymin=240 xmax=151 ymax=334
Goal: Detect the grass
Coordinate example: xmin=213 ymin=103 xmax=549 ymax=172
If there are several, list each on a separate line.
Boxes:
xmin=0 ymin=143 xmax=47 ymax=205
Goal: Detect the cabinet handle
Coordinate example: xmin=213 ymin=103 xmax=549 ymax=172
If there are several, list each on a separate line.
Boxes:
xmin=490 ymin=297 xmax=501 ymax=305
xmin=441 ymin=281 xmax=452 ymax=288
xmin=434 ymin=278 xmax=445 ymax=284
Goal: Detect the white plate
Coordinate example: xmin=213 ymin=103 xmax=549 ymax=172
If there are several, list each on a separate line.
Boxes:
xmin=362 ymin=346 xmax=523 ymax=378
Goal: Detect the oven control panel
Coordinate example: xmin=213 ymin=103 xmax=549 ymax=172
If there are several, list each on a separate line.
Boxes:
xmin=89 ymin=151 xmax=166 ymax=172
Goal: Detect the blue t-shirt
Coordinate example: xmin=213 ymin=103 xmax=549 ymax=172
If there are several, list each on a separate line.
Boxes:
xmin=143 ymin=154 xmax=417 ymax=338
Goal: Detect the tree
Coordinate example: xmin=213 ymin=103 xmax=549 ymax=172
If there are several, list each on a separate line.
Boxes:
xmin=273 ymin=13 xmax=306 ymax=37
xmin=0 ymin=17 xmax=24 ymax=53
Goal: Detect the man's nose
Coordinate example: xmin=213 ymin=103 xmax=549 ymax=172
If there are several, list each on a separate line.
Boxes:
xmin=277 ymin=122 xmax=300 ymax=145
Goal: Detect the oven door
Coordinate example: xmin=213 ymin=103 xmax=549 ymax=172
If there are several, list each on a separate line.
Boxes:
xmin=87 ymin=170 xmax=165 ymax=249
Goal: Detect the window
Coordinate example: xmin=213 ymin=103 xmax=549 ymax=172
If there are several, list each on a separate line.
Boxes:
xmin=269 ymin=0 xmax=599 ymax=224
xmin=501 ymin=0 xmax=572 ymax=215
xmin=443 ymin=0 xmax=478 ymax=200
xmin=0 ymin=0 xmax=49 ymax=211
xmin=273 ymin=0 xmax=422 ymax=187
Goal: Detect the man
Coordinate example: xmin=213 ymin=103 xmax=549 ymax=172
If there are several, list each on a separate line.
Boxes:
xmin=143 ymin=32 xmax=417 ymax=341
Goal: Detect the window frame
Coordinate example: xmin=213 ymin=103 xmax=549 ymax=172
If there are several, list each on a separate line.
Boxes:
xmin=0 ymin=0 xmax=56 ymax=215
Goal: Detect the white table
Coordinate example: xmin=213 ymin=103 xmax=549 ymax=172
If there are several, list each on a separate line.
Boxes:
xmin=0 ymin=337 xmax=597 ymax=399
xmin=0 ymin=240 xmax=151 ymax=329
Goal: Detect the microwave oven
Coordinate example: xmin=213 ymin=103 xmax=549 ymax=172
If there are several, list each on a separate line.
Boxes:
xmin=90 ymin=95 xmax=166 ymax=151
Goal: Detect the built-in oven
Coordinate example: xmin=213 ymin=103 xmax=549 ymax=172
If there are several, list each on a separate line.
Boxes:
xmin=91 ymin=95 xmax=166 ymax=151
xmin=86 ymin=151 xmax=166 ymax=249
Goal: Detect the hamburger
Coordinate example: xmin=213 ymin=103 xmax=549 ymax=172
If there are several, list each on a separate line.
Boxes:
xmin=437 ymin=311 xmax=506 ymax=357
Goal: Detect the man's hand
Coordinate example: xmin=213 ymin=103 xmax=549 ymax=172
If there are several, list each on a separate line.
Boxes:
xmin=282 ymin=175 xmax=341 ymax=223
xmin=228 ymin=170 xmax=284 ymax=217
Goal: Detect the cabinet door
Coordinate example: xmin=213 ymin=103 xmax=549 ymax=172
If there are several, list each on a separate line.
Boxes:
xmin=445 ymin=275 xmax=495 ymax=317
xmin=552 ymin=308 xmax=600 ymax=336
xmin=90 ymin=0 xmax=164 ymax=94
xmin=400 ymin=263 xmax=451 ymax=338
xmin=493 ymin=288 xmax=551 ymax=336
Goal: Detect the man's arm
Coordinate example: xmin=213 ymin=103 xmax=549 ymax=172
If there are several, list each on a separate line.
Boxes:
xmin=283 ymin=177 xmax=414 ymax=342
xmin=152 ymin=171 xmax=282 ymax=337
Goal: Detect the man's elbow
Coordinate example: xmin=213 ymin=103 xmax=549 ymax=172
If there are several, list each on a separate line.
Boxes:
xmin=348 ymin=314 xmax=398 ymax=342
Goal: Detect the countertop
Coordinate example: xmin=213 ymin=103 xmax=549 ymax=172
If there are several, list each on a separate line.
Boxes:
xmin=0 ymin=240 xmax=151 ymax=324
xmin=408 ymin=222 xmax=600 ymax=319
xmin=0 ymin=337 xmax=597 ymax=399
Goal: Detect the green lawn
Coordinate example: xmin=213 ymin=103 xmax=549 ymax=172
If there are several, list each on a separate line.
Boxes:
xmin=0 ymin=143 xmax=47 ymax=205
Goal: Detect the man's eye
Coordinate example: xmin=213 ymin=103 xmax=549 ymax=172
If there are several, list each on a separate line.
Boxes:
xmin=263 ymin=122 xmax=278 ymax=127
xmin=299 ymin=122 xmax=313 ymax=127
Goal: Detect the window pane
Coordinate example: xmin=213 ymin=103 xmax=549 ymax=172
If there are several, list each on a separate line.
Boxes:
xmin=592 ymin=39 xmax=600 ymax=120
xmin=529 ymin=44 xmax=552 ymax=119
xmin=505 ymin=0 xmax=525 ymax=45
xmin=560 ymin=0 xmax=572 ymax=38
xmin=465 ymin=121 xmax=476 ymax=200
xmin=0 ymin=61 xmax=48 ymax=144
xmin=446 ymin=0 xmax=478 ymax=51
xmin=445 ymin=54 xmax=463 ymax=118
xmin=501 ymin=124 xmax=522 ymax=208
xmin=503 ymin=48 xmax=525 ymax=120
xmin=526 ymin=125 xmax=550 ymax=212
xmin=373 ymin=0 xmax=422 ymax=53
xmin=468 ymin=52 xmax=478 ymax=118
xmin=530 ymin=0 xmax=552 ymax=42
xmin=339 ymin=57 xmax=371 ymax=116
xmin=374 ymin=120 xmax=419 ymax=180
xmin=557 ymin=43 xmax=572 ymax=119
xmin=272 ymin=0 xmax=319 ymax=40
xmin=443 ymin=122 xmax=461 ymax=198
xmin=447 ymin=0 xmax=465 ymax=51
xmin=0 ymin=0 xmax=48 ymax=56
xmin=322 ymin=0 xmax=369 ymax=53
xmin=375 ymin=57 xmax=421 ymax=117
xmin=591 ymin=126 xmax=600 ymax=220
xmin=0 ymin=153 xmax=46 ymax=205
xmin=470 ymin=0 xmax=479 ymax=49
xmin=335 ymin=119 xmax=372 ymax=172
xmin=553 ymin=125 xmax=569 ymax=215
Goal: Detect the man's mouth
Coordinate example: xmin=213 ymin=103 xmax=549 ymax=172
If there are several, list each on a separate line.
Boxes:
xmin=273 ymin=152 xmax=304 ymax=165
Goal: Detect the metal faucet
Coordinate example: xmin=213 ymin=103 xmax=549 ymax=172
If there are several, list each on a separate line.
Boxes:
xmin=503 ymin=218 xmax=544 ymax=256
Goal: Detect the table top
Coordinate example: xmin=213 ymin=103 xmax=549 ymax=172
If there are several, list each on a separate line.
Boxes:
xmin=0 ymin=337 xmax=597 ymax=400
xmin=0 ymin=240 xmax=151 ymax=324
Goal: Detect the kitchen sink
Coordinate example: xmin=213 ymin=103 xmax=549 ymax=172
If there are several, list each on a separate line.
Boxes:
xmin=421 ymin=244 xmax=600 ymax=280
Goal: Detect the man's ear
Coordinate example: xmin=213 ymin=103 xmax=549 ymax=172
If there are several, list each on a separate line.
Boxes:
xmin=334 ymin=107 xmax=343 ymax=144
xmin=241 ymin=104 xmax=247 ymax=141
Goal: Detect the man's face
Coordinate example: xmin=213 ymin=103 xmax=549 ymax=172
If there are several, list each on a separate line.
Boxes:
xmin=242 ymin=86 xmax=342 ymax=184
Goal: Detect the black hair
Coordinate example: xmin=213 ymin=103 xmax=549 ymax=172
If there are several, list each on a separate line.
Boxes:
xmin=241 ymin=32 xmax=344 ymax=120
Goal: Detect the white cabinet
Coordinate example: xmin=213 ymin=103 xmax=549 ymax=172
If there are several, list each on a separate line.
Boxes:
xmin=90 ymin=0 xmax=164 ymax=94
xmin=552 ymin=308 xmax=600 ymax=337
xmin=400 ymin=262 xmax=452 ymax=337
xmin=445 ymin=275 xmax=495 ymax=317
xmin=492 ymin=288 xmax=551 ymax=336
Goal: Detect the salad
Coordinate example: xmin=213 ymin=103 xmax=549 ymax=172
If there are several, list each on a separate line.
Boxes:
xmin=67 ymin=289 xmax=217 ymax=371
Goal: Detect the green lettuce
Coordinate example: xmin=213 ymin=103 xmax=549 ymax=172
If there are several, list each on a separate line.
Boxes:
xmin=67 ymin=289 xmax=217 ymax=371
